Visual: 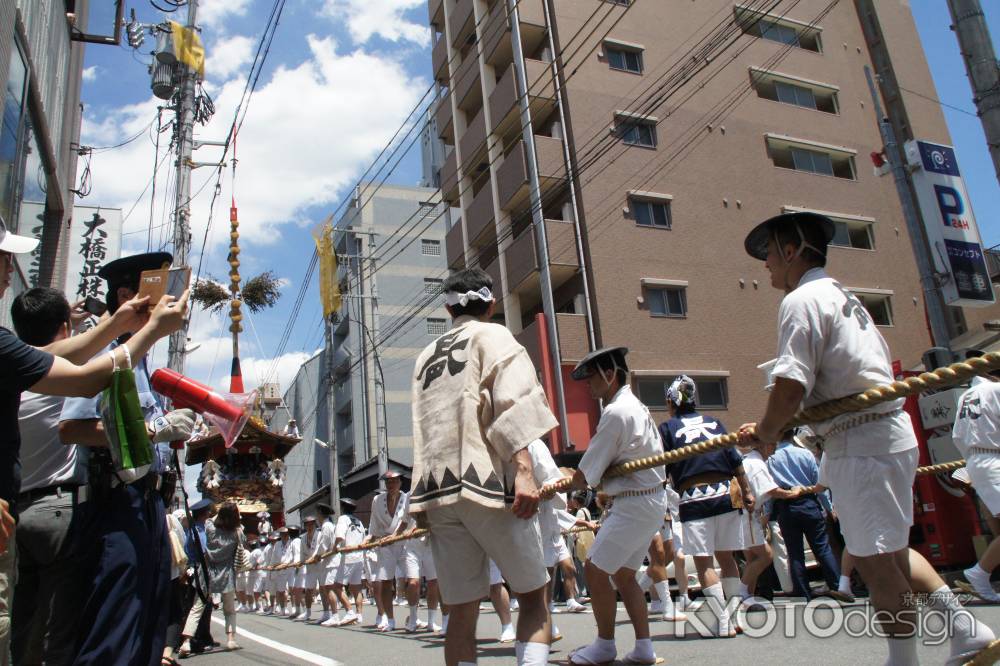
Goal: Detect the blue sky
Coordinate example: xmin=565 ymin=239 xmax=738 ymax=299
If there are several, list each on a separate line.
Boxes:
xmin=76 ymin=0 xmax=999 ymax=393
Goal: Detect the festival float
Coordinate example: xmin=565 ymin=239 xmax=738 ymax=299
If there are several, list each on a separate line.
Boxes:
xmin=181 ymin=165 xmax=298 ymax=530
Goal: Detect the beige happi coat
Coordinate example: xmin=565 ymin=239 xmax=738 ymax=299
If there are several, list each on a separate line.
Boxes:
xmin=409 ymin=316 xmax=558 ymax=512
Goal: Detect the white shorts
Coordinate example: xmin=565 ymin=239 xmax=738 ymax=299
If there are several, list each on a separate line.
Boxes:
xmin=291 ymin=569 xmax=305 ymax=589
xmin=337 ymin=560 xmax=365 ymax=586
xmin=744 ymin=512 xmax=767 ymax=549
xmin=269 ymin=571 xmax=289 ymax=595
xmin=364 ymin=552 xmax=377 ymax=581
xmin=489 ymin=559 xmax=504 ymax=586
xmin=543 ymin=532 xmax=571 ymax=569
xmin=235 ymin=571 xmax=248 ymax=593
xmin=681 ymin=510 xmax=747 ymax=557
xmin=588 ymin=490 xmax=666 ymax=573
xmin=404 ymin=539 xmax=438 ymax=580
xmin=968 ymin=452 xmax=1000 ymax=516
xmin=425 ymin=499 xmax=548 ymax=605
xmin=819 ymin=447 xmax=918 ymax=557
xmin=377 ymin=543 xmax=406 ymax=582
xmin=304 ymin=567 xmax=323 ymax=590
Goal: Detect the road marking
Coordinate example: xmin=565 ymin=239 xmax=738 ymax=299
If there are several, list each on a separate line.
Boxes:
xmin=210 ymin=616 xmax=343 ymax=665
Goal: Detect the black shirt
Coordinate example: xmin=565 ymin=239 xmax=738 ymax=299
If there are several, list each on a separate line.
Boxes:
xmin=0 ymin=327 xmax=54 ymax=512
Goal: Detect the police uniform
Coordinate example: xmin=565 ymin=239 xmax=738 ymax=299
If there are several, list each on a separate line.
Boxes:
xmin=58 ymin=252 xmax=175 ymax=664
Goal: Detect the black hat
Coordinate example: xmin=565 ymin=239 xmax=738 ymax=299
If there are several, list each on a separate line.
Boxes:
xmin=99 ymin=252 xmax=173 ymax=312
xmin=287 ymin=525 xmax=301 ymax=535
xmin=571 ymin=347 xmax=628 ymax=381
xmin=303 ymin=515 xmax=317 ymax=523
xmin=190 ymin=498 xmax=213 ymax=513
xmin=744 ymin=212 xmax=835 ymax=262
xmin=381 ymin=470 xmax=402 ymax=481
xmin=316 ymin=502 xmax=334 ymax=515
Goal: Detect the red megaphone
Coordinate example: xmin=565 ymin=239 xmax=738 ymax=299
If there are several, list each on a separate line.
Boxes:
xmin=151 ymin=368 xmax=257 ymax=448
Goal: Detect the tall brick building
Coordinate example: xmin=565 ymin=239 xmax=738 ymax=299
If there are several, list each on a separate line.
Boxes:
xmin=427 ymin=0 xmax=1000 ymax=450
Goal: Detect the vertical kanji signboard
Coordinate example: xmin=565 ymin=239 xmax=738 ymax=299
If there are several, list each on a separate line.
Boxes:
xmin=905 ymin=140 xmax=995 ymax=307
xmin=64 ymin=206 xmax=123 ymax=303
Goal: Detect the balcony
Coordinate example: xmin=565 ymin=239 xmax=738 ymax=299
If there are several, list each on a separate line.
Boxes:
xmin=495 ymin=135 xmax=566 ymax=215
xmin=334 ymin=378 xmax=352 ymax=410
xmin=515 ymin=313 xmax=590 ymax=369
xmin=460 ymin=107 xmax=488 ymax=171
xmin=503 ymin=219 xmax=579 ymax=294
xmin=449 ymin=0 xmax=475 ymax=48
xmin=434 ymin=95 xmax=454 ymax=144
xmin=488 ymin=59 xmax=556 ymax=144
xmin=441 ymin=149 xmax=459 ymax=204
xmin=454 ymin=51 xmax=482 ymax=113
xmin=483 ymin=0 xmax=547 ymax=69
xmin=484 ymin=256 xmax=502 ymax=296
xmin=428 ymin=0 xmax=443 ymax=29
xmin=465 ymin=183 xmax=496 ymax=245
xmin=446 ymin=219 xmax=465 ymax=269
xmin=432 ymin=34 xmax=448 ymax=82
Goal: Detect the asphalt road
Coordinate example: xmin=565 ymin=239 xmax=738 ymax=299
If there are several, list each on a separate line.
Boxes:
xmin=182 ymin=597 xmax=1000 ymax=665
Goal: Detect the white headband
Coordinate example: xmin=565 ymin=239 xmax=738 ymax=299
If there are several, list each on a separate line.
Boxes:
xmin=444 ymin=286 xmax=494 ymax=307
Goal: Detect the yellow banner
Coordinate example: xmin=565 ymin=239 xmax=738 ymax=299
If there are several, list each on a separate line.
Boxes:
xmin=169 ymin=21 xmax=205 ymax=78
xmin=314 ymin=218 xmax=341 ymax=316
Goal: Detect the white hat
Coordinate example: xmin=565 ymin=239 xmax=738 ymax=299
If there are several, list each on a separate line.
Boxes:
xmin=0 ymin=217 xmax=38 ymax=254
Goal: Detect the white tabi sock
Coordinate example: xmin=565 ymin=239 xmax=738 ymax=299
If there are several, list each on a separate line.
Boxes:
xmin=885 ymin=636 xmax=918 ymax=666
xmin=721 ymin=577 xmax=741 ymax=601
xmin=408 ymin=604 xmax=418 ymax=622
xmin=839 ymin=575 xmax=852 ymax=593
xmin=927 ymin=584 xmax=996 ymax=657
xmin=500 ymin=623 xmax=514 ymax=634
xmin=738 ymin=582 xmax=750 ymax=599
xmin=442 ymin=614 xmax=449 ymax=631
xmin=516 ymin=641 xmax=550 ymax=666
xmin=967 ymin=564 xmax=992 ymax=581
xmin=551 ymin=623 xmax=560 ymax=638
xmin=636 ymin=571 xmax=653 ymax=593
xmin=702 ymin=583 xmax=730 ymax=637
xmin=630 ymin=638 xmax=654 ymax=662
xmin=653 ymin=581 xmax=675 ymax=615
xmin=427 ymin=608 xmax=438 ymax=626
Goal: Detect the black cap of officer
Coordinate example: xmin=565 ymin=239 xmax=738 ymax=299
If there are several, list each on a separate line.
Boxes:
xmin=99 ymin=252 xmax=173 ymax=313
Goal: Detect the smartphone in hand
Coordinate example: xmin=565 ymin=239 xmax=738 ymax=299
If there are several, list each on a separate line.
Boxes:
xmin=84 ymin=296 xmax=108 ymax=317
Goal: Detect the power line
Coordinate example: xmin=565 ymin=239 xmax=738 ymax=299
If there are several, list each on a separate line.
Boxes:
xmin=898 ymin=84 xmax=979 ymax=118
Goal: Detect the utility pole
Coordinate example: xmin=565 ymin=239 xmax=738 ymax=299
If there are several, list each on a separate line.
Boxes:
xmin=325 ymin=313 xmax=340 ymax=513
xmin=507 ymin=0 xmax=571 ymax=448
xmin=865 ymin=67 xmax=953 ymax=351
xmin=947 ymin=0 xmax=1000 ymax=186
xmin=167 ymin=0 xmax=198 ymax=374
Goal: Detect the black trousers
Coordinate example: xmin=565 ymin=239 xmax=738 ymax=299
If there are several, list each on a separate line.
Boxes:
xmin=773 ymin=496 xmax=841 ymax=599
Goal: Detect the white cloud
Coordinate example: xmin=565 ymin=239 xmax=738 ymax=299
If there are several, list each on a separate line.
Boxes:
xmin=207 ymin=34 xmax=253 ymax=80
xmin=321 ymin=0 xmax=430 ymax=46
xmin=197 ymin=0 xmax=251 ymax=29
xmin=82 ymin=66 xmax=98 ymax=82
xmin=80 ymin=34 xmax=427 ymax=251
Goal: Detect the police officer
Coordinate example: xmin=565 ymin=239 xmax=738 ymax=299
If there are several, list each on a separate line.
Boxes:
xmin=58 ymin=252 xmax=196 ymax=665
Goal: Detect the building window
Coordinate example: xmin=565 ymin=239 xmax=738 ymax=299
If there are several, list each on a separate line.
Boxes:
xmin=427 ymin=318 xmax=448 ymax=335
xmin=1 ymin=40 xmax=29 ymax=231
xmin=630 ymin=197 xmax=671 ymax=228
xmin=636 ymin=376 xmax=729 ymax=410
xmin=767 ymin=136 xmax=856 ymax=180
xmin=615 ymin=116 xmax=657 ymax=148
xmin=647 ymin=286 xmax=686 ymax=317
xmin=737 ymin=9 xmax=822 ymax=53
xmin=421 ymin=239 xmax=442 ymax=256
xmin=750 ymin=70 xmax=840 ymax=116
xmin=830 ymin=218 xmax=874 ymax=250
xmin=607 ymin=47 xmax=642 ymax=73
xmin=424 ymin=277 xmax=443 ymax=294
xmin=856 ymin=293 xmax=893 ymax=326
xmin=315 ymin=470 xmax=323 ymax=487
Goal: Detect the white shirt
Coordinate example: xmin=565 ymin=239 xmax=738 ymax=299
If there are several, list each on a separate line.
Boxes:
xmin=770 ymin=267 xmax=917 ymax=457
xmin=335 ymin=513 xmax=368 ymax=564
xmin=269 ymin=540 xmax=286 ymax=566
xmin=19 ymin=392 xmax=85 ymax=491
xmin=368 ymin=491 xmax=409 ymax=538
xmin=319 ymin=518 xmax=338 ymax=568
xmin=283 ymin=537 xmax=301 ymax=567
xmin=953 ymin=381 xmax=1000 ymax=455
xmin=527 ymin=440 xmax=568 ymax=540
xmin=578 ymin=385 xmax=666 ymax=494
xmin=302 ymin=528 xmax=322 ymax=564
xmin=742 ymin=450 xmax=779 ymax=500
